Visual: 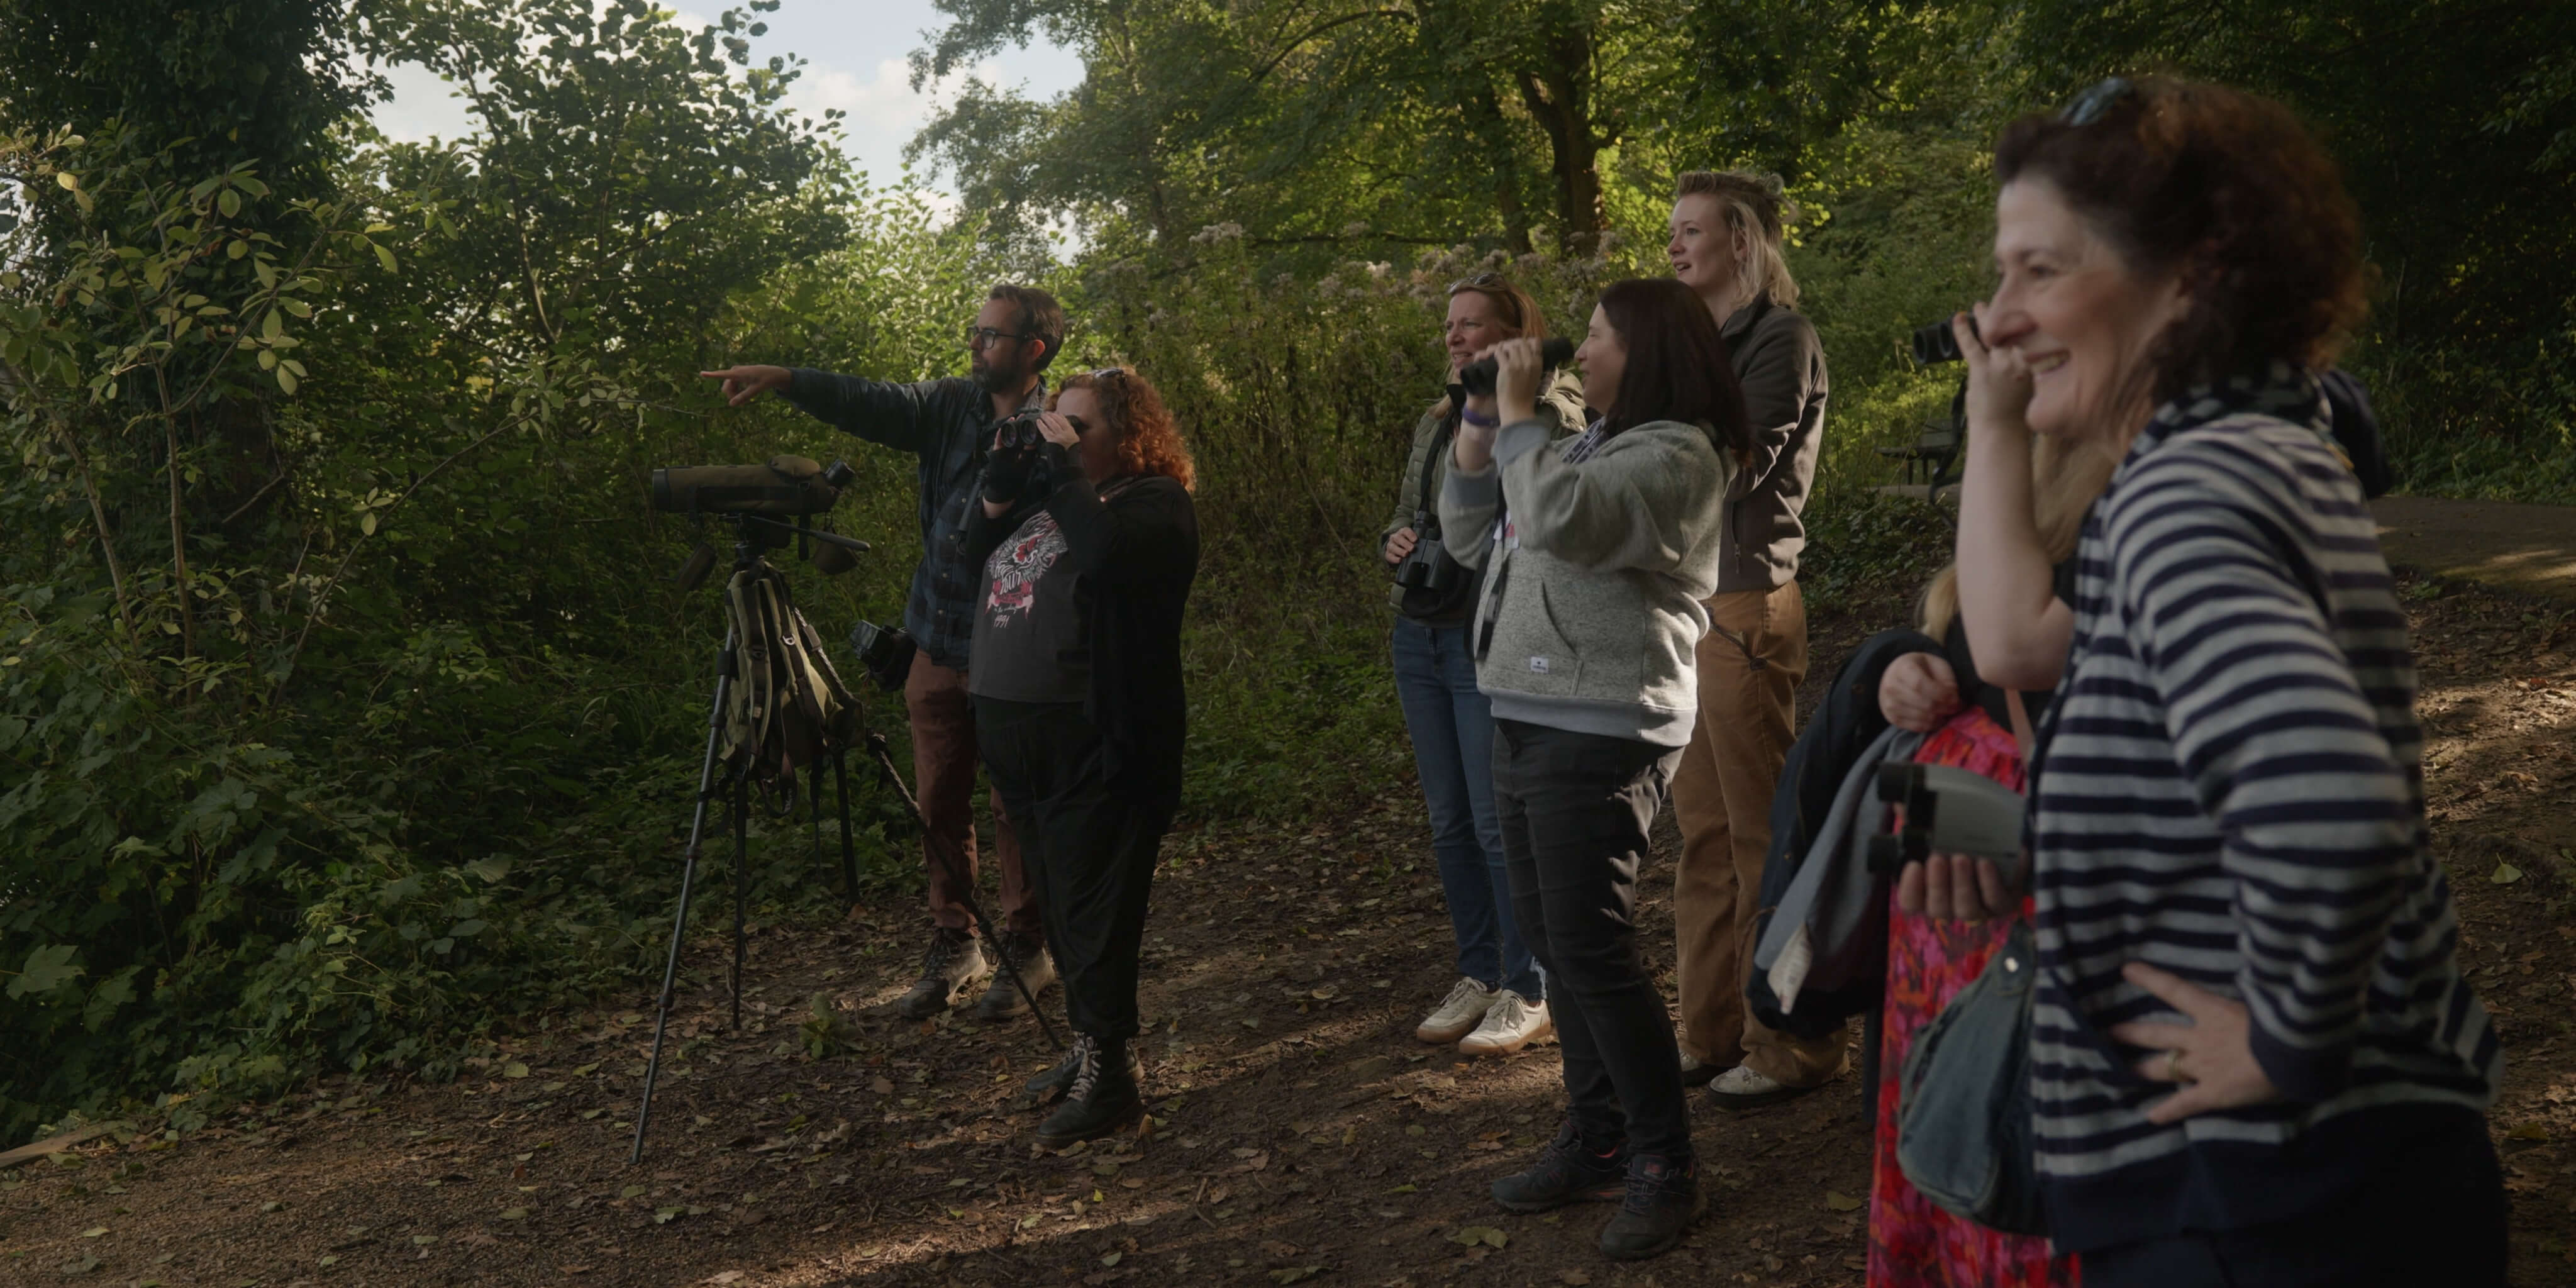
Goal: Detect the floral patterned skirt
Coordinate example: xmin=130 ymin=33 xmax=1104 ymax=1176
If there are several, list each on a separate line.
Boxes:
xmin=1868 ymin=705 xmax=2078 ymax=1288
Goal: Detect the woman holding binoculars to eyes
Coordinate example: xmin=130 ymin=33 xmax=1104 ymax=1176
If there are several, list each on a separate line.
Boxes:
xmin=964 ymin=366 xmax=1199 ymax=1148
xmin=1379 ymin=272 xmax=1585 ymax=1062
xmin=1439 ymin=277 xmax=1747 ymax=1262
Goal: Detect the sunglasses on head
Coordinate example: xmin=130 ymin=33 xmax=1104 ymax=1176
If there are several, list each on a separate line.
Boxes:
xmin=2060 ymin=77 xmax=2134 ymax=127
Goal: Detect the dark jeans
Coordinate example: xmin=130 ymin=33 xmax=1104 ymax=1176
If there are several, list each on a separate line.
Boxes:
xmin=2082 ymin=1109 xmax=2506 ymax=1288
xmin=972 ymin=697 xmax=1179 ymax=1040
xmin=1492 ymin=718 xmax=1691 ymax=1159
xmin=1392 ymin=619 xmax=1542 ymax=999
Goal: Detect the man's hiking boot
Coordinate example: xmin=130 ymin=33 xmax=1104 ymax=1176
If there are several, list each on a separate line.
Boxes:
xmin=1014 ymin=1038 xmax=1141 ymax=1111
xmin=1035 ymin=1035 xmax=1144 ymax=1146
xmin=970 ymin=931 xmax=1057 ymax=1021
xmin=1599 ymin=1153 xmax=1704 ymax=1260
xmin=1491 ymin=1119 xmax=1628 ymax=1213
xmin=894 ymin=926 xmax=987 ymax=1019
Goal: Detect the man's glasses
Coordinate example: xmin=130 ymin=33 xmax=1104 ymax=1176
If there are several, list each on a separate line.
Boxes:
xmin=965 ymin=326 xmax=1030 ymax=350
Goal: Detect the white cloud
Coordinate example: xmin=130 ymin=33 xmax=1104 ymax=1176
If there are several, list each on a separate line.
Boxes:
xmin=371 ymin=61 xmax=480 ymax=145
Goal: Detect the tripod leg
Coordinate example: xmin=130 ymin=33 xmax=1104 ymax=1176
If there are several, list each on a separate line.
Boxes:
xmin=863 ymin=732 xmax=1061 ymax=1051
xmin=834 ymin=753 xmax=859 ymax=905
xmin=731 ymin=770 xmax=749 ymax=1032
xmin=633 ymin=632 xmax=735 ymax=1167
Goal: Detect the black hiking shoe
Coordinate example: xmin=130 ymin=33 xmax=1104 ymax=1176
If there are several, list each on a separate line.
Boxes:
xmin=1599 ymin=1153 xmax=1704 ymax=1261
xmin=894 ymin=926 xmax=987 ymax=1020
xmin=1491 ymin=1119 xmax=1629 ymax=1213
xmin=1035 ymin=1035 xmax=1145 ymax=1146
xmin=970 ymin=932 xmax=1057 ymax=1021
xmin=1015 ymin=1038 xmax=1141 ymax=1110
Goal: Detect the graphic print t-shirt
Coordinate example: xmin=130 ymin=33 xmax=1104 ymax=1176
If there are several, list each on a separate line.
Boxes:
xmin=968 ymin=508 xmax=1089 ymax=703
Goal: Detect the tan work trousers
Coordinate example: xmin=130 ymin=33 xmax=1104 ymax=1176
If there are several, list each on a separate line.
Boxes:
xmin=903 ymin=651 xmax=1039 ymax=937
xmin=1670 ymin=580 xmax=1848 ymax=1085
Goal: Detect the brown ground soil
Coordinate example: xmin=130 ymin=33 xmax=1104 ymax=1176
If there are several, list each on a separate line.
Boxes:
xmin=6 ymin=573 xmax=2575 ymax=1288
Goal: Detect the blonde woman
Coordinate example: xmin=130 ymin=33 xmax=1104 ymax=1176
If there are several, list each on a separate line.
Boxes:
xmin=1662 ymin=170 xmax=1840 ymax=1108
xmin=1865 ymin=435 xmax=2107 ymax=1287
xmin=1380 ymin=274 xmax=1585 ymax=1058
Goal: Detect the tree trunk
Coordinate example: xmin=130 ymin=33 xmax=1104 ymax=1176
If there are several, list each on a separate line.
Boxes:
xmin=1512 ymin=18 xmax=1604 ymax=255
xmin=1467 ymin=83 xmax=1533 ymax=255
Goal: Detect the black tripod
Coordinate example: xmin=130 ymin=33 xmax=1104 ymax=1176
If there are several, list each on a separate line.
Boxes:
xmin=628 ymin=514 xmax=1058 ymax=1165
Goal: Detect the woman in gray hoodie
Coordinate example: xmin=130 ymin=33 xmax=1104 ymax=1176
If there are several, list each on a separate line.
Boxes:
xmin=1438 ymin=277 xmax=1749 ymax=1261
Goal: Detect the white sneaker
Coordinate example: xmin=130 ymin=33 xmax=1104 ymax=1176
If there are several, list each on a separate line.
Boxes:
xmin=1414 ymin=977 xmax=1498 ymax=1044
xmin=1458 ymin=991 xmax=1552 ymax=1056
xmin=1704 ymin=1063 xmax=1826 ymax=1111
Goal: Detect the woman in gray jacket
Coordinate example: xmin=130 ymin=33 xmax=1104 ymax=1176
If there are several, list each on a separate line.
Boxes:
xmin=1439 ymin=277 xmax=1748 ymax=1262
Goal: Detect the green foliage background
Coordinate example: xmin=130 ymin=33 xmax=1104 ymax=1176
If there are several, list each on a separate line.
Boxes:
xmin=0 ymin=0 xmax=2567 ymax=1141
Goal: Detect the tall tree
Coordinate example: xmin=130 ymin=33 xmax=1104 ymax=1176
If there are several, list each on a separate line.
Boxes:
xmin=0 ymin=0 xmax=377 ymax=238
xmin=906 ymin=0 xmax=1645 ymax=257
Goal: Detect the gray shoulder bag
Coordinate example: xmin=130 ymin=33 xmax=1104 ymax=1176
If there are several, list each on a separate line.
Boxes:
xmin=1894 ymin=919 xmax=2049 ymax=1236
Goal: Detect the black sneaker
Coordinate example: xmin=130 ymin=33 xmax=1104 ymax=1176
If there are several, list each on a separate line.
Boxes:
xmin=1014 ymin=1039 xmax=1141 ymax=1111
xmin=894 ymin=926 xmax=987 ymax=1019
xmin=1599 ymin=1153 xmax=1704 ymax=1261
xmin=1035 ymin=1035 xmax=1145 ymax=1146
xmin=1490 ymin=1119 xmax=1629 ymax=1213
xmin=970 ymin=932 xmax=1057 ymax=1021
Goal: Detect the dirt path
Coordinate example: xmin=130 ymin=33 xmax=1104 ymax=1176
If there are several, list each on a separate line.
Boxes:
xmin=2376 ymin=495 xmax=2576 ymax=604
xmin=6 ymin=575 xmax=2575 ymax=1288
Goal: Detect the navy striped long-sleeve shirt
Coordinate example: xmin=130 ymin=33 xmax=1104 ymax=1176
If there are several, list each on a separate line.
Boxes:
xmin=2026 ymin=372 xmax=2498 ymax=1252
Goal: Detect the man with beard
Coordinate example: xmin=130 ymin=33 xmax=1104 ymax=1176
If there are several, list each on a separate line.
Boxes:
xmin=701 ymin=284 xmax=1062 ymax=1023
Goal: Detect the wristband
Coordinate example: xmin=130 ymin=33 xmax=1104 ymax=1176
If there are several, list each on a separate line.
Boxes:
xmin=1460 ymin=406 xmax=1500 ymax=428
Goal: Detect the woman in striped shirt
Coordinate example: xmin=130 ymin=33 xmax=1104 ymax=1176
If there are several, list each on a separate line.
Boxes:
xmin=1902 ymin=77 xmax=2504 ymax=1285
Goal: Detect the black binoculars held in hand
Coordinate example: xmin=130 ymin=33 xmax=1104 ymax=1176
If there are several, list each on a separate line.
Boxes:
xmin=1911 ymin=314 xmax=1982 ymax=365
xmin=1455 ymin=337 xmax=1577 ymax=397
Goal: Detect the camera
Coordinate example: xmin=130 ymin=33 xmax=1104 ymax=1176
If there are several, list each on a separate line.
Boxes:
xmin=1910 ymin=314 xmax=1981 ymax=365
xmin=1456 ymin=337 xmax=1575 ymax=397
xmin=652 ymin=455 xmax=857 ymax=515
xmin=848 ymin=619 xmax=918 ymax=692
xmin=1391 ymin=510 xmax=1461 ymax=594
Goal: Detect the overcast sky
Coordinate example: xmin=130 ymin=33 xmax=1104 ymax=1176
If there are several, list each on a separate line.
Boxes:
xmin=367 ymin=0 xmax=1085 ymax=203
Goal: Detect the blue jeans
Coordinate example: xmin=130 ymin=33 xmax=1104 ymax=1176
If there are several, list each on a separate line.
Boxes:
xmin=1392 ymin=618 xmax=1543 ymax=999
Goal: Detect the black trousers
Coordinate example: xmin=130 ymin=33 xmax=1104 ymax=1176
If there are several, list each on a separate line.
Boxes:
xmin=2081 ymin=1108 xmax=2506 ymax=1287
xmin=972 ymin=697 xmax=1179 ymax=1040
xmin=1492 ymin=718 xmax=1692 ymax=1160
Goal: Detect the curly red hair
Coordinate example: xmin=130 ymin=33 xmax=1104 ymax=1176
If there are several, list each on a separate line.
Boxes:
xmin=1050 ymin=366 xmax=1196 ymax=492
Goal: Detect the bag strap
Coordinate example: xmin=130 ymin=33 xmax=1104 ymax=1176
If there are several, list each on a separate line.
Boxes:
xmin=1419 ymin=409 xmax=1457 ymax=515
xmin=2004 ymin=689 xmax=2037 ymax=762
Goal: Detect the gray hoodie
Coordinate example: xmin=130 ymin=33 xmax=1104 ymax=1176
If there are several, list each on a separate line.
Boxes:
xmin=1380 ymin=373 xmax=1591 ymax=620
xmin=1438 ymin=415 xmax=1736 ymax=745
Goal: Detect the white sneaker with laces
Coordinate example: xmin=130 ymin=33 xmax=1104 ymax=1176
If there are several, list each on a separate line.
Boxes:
xmin=1458 ymin=990 xmax=1553 ymax=1056
xmin=1414 ymin=977 xmax=1499 ymax=1044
